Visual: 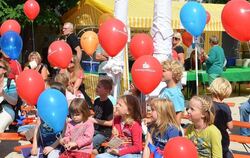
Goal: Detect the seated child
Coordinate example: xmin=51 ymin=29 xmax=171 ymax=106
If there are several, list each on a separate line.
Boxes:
xmin=59 ymin=98 xmax=94 ymax=158
xmin=96 ymin=95 xmax=143 ymax=158
xmin=143 ymin=98 xmax=182 ymax=158
xmin=90 ymin=78 xmax=114 ymax=154
xmin=186 ymin=95 xmax=222 ymax=158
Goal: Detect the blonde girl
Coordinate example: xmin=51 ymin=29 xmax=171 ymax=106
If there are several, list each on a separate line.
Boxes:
xmin=186 ymin=95 xmax=222 ymax=158
xmin=59 ymin=98 xmax=94 ymax=158
xmin=96 ymin=95 xmax=143 ymax=158
xmin=143 ymin=98 xmax=182 ymax=158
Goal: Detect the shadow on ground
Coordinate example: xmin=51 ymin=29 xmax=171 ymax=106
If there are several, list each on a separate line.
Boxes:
xmin=0 ymin=141 xmax=20 ymax=158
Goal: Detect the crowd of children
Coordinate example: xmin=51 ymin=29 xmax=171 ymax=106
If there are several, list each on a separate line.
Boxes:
xmin=0 ymin=45 xmax=242 ymax=158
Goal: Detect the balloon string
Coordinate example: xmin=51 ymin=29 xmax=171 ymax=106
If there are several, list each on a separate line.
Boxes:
xmin=90 ymin=57 xmax=93 ymax=72
xmin=31 ymin=21 xmax=35 ymax=51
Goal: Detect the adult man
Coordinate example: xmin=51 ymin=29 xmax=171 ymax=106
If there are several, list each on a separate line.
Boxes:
xmin=62 ymin=22 xmax=82 ymax=61
xmin=201 ymin=35 xmax=226 ymax=85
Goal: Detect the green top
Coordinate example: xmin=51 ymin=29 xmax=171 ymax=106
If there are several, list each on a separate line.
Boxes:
xmin=186 ymin=124 xmax=222 ymax=158
xmin=206 ymin=45 xmax=225 ymax=75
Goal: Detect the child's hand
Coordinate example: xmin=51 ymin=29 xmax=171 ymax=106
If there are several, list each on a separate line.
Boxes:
xmin=59 ymin=138 xmax=66 ymax=145
xmin=65 ymin=142 xmax=77 ymax=150
xmin=30 ymin=147 xmax=38 ymax=156
xmin=43 ymin=146 xmax=54 ymax=155
xmin=108 ymin=148 xmax=119 ymax=155
xmin=112 ymin=127 xmax=119 ymax=137
xmin=89 ymin=116 xmax=97 ymax=123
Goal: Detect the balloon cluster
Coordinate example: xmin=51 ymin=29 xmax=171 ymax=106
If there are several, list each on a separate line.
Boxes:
xmin=16 ymin=70 xmax=68 ymax=133
xmin=0 ymin=0 xmax=40 ymax=59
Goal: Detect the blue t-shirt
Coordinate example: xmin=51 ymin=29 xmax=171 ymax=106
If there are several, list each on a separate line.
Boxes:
xmin=150 ymin=125 xmax=182 ymax=150
xmin=38 ymin=121 xmax=58 ymax=147
xmin=159 ymin=86 xmax=185 ymax=112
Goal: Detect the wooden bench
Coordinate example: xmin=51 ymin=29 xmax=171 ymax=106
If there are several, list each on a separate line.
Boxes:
xmin=233 ymin=120 xmax=250 ymax=129
xmin=0 ymin=132 xmax=25 ymax=141
xmin=13 ymin=144 xmax=32 ymax=152
xmin=226 ymin=102 xmax=235 ymax=107
xmin=233 ymin=153 xmax=250 ymax=158
xmin=230 ymin=134 xmax=250 ymax=152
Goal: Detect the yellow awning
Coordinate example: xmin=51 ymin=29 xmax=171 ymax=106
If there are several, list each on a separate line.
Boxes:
xmin=62 ymin=0 xmax=225 ymax=31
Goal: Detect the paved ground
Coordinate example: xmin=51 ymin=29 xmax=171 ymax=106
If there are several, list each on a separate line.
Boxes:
xmin=1 ymin=95 xmax=250 ymax=158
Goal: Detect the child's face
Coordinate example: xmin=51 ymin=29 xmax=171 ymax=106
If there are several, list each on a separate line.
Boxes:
xmin=162 ymin=69 xmax=172 ymax=82
xmin=96 ymin=83 xmax=108 ymax=96
xmin=187 ymin=98 xmax=204 ymax=123
xmin=151 ymin=105 xmax=158 ymax=121
xmin=116 ymin=99 xmax=129 ymax=116
xmin=70 ymin=112 xmax=83 ymax=123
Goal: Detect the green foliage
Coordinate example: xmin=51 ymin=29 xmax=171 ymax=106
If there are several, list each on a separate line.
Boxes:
xmin=0 ymin=0 xmax=79 ymax=28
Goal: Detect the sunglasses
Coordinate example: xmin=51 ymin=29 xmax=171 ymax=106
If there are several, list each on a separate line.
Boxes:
xmin=173 ymin=37 xmax=180 ymax=40
xmin=0 ymin=66 xmax=6 ymax=69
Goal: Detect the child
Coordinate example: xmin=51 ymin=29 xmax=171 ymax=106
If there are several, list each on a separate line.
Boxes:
xmin=59 ymin=98 xmax=94 ymax=158
xmin=143 ymin=98 xmax=182 ymax=158
xmin=30 ymin=82 xmax=67 ymax=158
xmin=55 ymin=73 xmax=84 ymax=105
xmin=186 ymin=95 xmax=222 ymax=158
xmin=96 ymin=94 xmax=143 ymax=158
xmin=90 ymin=78 xmax=114 ymax=154
xmin=159 ymin=60 xmax=185 ymax=124
xmin=208 ymin=77 xmax=233 ymax=158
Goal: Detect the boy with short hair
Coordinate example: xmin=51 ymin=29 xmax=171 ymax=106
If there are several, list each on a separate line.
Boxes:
xmin=90 ymin=78 xmax=114 ymax=154
xmin=159 ymin=59 xmax=185 ymax=124
xmin=208 ymin=77 xmax=233 ymax=158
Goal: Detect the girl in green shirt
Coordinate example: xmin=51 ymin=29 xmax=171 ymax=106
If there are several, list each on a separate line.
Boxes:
xmin=186 ymin=95 xmax=222 ymax=158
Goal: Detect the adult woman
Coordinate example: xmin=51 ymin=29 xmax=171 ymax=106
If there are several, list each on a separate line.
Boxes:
xmin=172 ymin=32 xmax=185 ymax=64
xmin=24 ymin=51 xmax=50 ymax=80
xmin=60 ymin=55 xmax=84 ymax=95
xmin=0 ymin=59 xmax=18 ymax=132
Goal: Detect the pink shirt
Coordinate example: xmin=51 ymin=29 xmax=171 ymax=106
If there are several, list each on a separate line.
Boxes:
xmin=63 ymin=119 xmax=94 ymax=153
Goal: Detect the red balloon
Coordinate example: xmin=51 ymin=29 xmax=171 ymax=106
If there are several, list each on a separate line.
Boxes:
xmin=23 ymin=0 xmax=40 ymax=21
xmin=0 ymin=19 xmax=21 ymax=36
xmin=221 ymin=0 xmax=250 ymax=41
xmin=182 ymin=31 xmax=193 ymax=47
xmin=48 ymin=41 xmax=73 ymax=69
xmin=206 ymin=11 xmax=211 ymax=24
xmin=131 ymin=55 xmax=162 ymax=94
xmin=98 ymin=18 xmax=128 ymax=57
xmin=16 ymin=69 xmax=45 ymax=105
xmin=130 ymin=33 xmax=154 ymax=59
xmin=164 ymin=137 xmax=198 ymax=158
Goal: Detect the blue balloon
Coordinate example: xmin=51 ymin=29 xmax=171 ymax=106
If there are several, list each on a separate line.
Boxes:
xmin=37 ymin=89 xmax=68 ymax=133
xmin=0 ymin=31 xmax=23 ymax=60
xmin=180 ymin=2 xmax=206 ymax=37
